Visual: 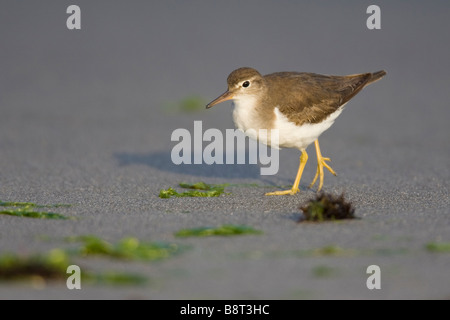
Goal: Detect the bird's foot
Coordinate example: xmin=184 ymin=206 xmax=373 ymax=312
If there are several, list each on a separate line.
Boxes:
xmin=309 ymin=156 xmax=336 ymax=192
xmin=265 ymin=187 xmax=300 ymax=196
xmin=265 ymin=149 xmax=308 ymax=196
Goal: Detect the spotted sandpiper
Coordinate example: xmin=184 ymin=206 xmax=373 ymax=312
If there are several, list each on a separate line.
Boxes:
xmin=206 ymin=67 xmax=386 ymax=195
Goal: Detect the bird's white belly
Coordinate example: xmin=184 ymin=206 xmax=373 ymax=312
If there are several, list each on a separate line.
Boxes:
xmin=273 ymin=106 xmax=344 ymax=150
xmin=232 ymin=97 xmax=345 ymax=151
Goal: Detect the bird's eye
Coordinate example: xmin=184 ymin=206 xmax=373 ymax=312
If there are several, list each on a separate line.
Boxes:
xmin=242 ymin=81 xmax=250 ymax=88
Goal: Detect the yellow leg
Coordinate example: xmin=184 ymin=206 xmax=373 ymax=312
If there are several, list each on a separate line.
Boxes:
xmin=309 ymin=139 xmax=336 ymax=192
xmin=265 ymin=149 xmax=308 ymax=196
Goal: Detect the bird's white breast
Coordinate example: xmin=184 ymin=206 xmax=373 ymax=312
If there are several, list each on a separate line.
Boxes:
xmin=232 ymin=96 xmax=263 ymax=142
xmin=232 ymin=96 xmax=259 ymax=131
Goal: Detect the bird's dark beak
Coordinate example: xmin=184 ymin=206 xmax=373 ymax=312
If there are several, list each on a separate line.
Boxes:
xmin=206 ymin=90 xmax=234 ymax=109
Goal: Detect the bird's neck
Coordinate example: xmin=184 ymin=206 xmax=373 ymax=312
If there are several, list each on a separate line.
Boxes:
xmin=232 ymin=95 xmax=259 ymax=132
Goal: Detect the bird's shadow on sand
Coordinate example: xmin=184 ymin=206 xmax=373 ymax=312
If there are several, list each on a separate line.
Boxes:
xmin=114 ymin=150 xmax=263 ymax=179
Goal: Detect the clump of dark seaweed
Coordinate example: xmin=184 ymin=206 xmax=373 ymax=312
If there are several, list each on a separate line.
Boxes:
xmin=299 ymin=192 xmax=355 ymax=222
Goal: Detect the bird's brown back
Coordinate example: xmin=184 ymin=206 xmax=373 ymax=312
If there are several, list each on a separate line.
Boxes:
xmin=264 ymin=71 xmax=386 ymax=125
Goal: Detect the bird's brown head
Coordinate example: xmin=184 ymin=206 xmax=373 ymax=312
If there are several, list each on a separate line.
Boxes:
xmin=206 ymin=67 xmax=266 ymax=109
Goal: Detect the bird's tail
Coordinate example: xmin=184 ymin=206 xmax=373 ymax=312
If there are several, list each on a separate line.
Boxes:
xmin=368 ymin=70 xmax=387 ymax=84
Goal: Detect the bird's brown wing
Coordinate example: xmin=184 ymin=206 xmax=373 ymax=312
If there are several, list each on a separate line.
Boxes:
xmin=266 ymin=72 xmax=374 ymax=126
